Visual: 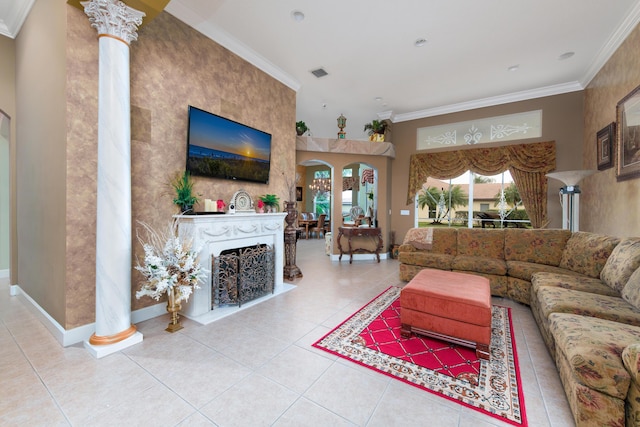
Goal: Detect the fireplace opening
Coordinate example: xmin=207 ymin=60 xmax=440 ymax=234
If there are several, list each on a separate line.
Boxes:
xmin=213 ymin=243 xmax=275 ymax=307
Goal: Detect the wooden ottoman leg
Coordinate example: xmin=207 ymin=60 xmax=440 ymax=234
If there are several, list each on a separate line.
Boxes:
xmin=400 ymin=323 xmax=412 ymax=338
xmin=476 ymin=343 xmax=490 ymax=360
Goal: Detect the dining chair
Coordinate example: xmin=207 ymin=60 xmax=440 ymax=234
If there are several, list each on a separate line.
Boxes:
xmin=310 ymin=214 xmax=326 ymax=238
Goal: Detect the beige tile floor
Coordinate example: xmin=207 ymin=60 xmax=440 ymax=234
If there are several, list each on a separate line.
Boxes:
xmin=1 ymin=238 xmax=575 ymax=426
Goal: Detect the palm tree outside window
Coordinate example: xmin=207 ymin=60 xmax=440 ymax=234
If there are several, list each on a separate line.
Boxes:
xmin=416 ymin=171 xmax=529 ymax=228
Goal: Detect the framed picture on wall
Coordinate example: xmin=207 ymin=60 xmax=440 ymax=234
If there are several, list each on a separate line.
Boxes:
xmin=616 ymin=84 xmax=640 ymax=181
xmin=296 ymin=186 xmax=303 ymax=201
xmin=596 ymin=122 xmax=615 ymax=170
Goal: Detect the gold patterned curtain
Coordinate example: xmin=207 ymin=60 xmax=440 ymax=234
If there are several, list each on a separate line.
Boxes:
xmin=407 ymin=141 xmax=556 ymax=228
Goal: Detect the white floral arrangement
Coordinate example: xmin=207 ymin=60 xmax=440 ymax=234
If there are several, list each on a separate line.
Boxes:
xmin=135 ymin=220 xmax=207 ymax=304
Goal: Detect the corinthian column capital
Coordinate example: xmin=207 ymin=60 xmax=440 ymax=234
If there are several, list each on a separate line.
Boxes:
xmin=81 ymin=0 xmax=145 ymax=44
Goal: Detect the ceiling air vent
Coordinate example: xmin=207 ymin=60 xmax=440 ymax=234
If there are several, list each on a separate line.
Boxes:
xmin=311 ymin=68 xmax=328 ymax=78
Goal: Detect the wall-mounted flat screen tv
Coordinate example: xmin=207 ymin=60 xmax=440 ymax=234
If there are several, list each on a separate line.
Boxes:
xmin=186 ymin=106 xmax=271 ymax=184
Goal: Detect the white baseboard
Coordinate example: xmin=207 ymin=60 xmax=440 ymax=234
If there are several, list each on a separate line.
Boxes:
xmin=9 ymin=284 xmax=165 ymax=347
xmin=9 ymin=284 xmax=93 ymax=347
xmin=131 ymin=301 xmax=167 ymax=324
xmin=0 ymin=269 xmax=9 ymax=278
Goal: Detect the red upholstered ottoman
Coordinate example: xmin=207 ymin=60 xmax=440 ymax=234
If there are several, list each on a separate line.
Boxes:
xmin=400 ymin=269 xmax=492 ymax=360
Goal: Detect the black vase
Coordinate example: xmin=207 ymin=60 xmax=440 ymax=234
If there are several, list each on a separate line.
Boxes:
xmin=180 ymin=205 xmax=194 ymax=214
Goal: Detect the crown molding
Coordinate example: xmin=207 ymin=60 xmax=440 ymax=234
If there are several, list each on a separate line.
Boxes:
xmin=165 ymin=2 xmax=301 ymax=92
xmin=376 ymin=110 xmax=395 ymax=121
xmin=580 ymin=1 xmax=640 ymax=87
xmin=391 ymin=81 xmax=584 ymax=123
xmin=0 ymin=0 xmax=35 ymax=39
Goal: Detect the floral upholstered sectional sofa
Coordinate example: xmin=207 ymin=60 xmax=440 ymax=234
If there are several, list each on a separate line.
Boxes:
xmin=398 ymin=227 xmax=640 ymax=426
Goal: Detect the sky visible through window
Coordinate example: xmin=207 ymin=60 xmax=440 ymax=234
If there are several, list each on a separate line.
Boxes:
xmin=449 ymin=170 xmax=513 ymax=184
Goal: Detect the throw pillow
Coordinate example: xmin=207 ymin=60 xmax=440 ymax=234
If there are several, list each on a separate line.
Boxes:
xmin=403 ymin=228 xmax=433 ymax=250
xmin=559 ymin=232 xmax=620 ymax=278
xmin=622 ymin=267 xmax=640 ymax=310
xmin=601 ymin=238 xmax=640 ymax=292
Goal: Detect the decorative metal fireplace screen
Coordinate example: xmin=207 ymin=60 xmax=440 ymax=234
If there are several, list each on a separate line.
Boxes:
xmin=213 ymin=244 xmax=275 ymax=307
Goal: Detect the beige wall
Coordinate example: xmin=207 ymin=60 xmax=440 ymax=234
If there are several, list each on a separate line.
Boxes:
xmin=0 ymin=35 xmax=15 ymax=276
xmin=390 ymin=92 xmax=584 ymax=243
xmin=582 ymin=24 xmax=640 ymax=237
xmin=15 ymin=0 xmax=68 ymax=325
xmin=15 ymin=3 xmax=296 ymax=329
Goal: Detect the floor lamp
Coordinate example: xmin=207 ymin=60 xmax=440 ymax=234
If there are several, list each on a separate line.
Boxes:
xmin=546 ymin=170 xmax=596 ymax=232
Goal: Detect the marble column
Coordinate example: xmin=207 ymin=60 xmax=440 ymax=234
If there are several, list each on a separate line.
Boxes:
xmin=82 ymin=0 xmax=145 ymax=358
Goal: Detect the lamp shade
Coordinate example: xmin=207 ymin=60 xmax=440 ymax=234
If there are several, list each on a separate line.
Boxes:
xmin=546 ymin=170 xmax=597 ymax=186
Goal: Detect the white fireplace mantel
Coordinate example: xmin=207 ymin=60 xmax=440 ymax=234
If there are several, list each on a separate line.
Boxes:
xmin=176 ymin=212 xmax=291 ymax=324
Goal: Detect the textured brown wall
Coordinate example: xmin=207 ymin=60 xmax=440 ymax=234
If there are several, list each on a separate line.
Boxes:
xmin=582 ymin=25 xmax=640 ymax=237
xmin=62 ymin=8 xmax=295 ymax=326
xmin=390 ymin=92 xmax=584 ymax=243
xmin=65 ymin=4 xmax=99 ymax=328
xmin=128 ymin=12 xmax=296 ymax=311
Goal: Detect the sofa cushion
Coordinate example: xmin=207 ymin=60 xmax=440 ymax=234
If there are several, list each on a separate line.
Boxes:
xmin=549 ymin=313 xmax=640 ymax=400
xmin=506 ymin=277 xmax=533 ymax=305
xmin=402 ymin=227 xmax=457 ymax=255
xmin=559 ymin=232 xmax=620 ymax=278
xmin=536 ymin=286 xmax=640 ymax=327
xmin=600 ymin=238 xmax=640 ymax=292
xmin=398 ymin=251 xmax=455 ymax=270
xmin=506 ymin=260 xmax=583 ymax=282
xmin=451 ymin=255 xmax=507 ymax=275
xmin=621 ymin=267 xmax=640 ymax=310
xmin=504 ymin=228 xmax=571 ymax=266
xmin=623 ymin=343 xmax=640 ymax=386
xmin=456 ymin=228 xmax=505 ymax=259
xmin=530 ymin=272 xmax=620 ymax=297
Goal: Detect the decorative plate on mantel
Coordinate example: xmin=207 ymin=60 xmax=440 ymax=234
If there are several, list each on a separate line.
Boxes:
xmin=230 ymin=190 xmax=254 ymax=212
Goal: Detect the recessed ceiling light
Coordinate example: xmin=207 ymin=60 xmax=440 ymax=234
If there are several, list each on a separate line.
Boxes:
xmin=374 ymin=97 xmax=383 ymax=102
xmin=507 ymin=64 xmax=520 ymax=72
xmin=558 ymin=51 xmax=575 ymax=61
xmin=414 ymin=38 xmax=427 ymax=47
xmin=291 ymin=10 xmax=305 ymax=22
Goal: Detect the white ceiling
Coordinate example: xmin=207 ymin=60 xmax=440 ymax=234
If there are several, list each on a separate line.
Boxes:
xmin=5 ymin=1 xmax=640 ymax=140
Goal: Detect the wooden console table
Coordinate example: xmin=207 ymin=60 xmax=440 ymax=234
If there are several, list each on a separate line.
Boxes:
xmin=337 ymin=226 xmax=383 ymax=264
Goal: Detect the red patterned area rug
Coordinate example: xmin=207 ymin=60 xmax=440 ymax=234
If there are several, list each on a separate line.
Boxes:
xmin=313 ymin=286 xmax=527 ymax=426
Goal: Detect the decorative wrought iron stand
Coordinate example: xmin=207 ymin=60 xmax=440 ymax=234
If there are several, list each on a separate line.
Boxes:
xmin=283 ymin=201 xmax=303 ymax=280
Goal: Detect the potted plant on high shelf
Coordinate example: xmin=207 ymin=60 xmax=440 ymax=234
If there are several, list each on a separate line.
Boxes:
xmin=259 ymin=194 xmax=280 ymax=213
xmin=296 ymin=121 xmax=310 ymax=136
xmin=171 ymin=171 xmax=200 ymax=214
xmin=363 ymin=119 xmax=389 ymax=142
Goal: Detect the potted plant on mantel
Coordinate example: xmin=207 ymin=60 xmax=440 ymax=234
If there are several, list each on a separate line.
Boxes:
xmin=363 ymin=119 xmax=389 ymax=142
xmin=296 ymin=120 xmax=310 ymax=136
xmin=171 ymin=171 xmax=200 ymax=214
xmin=259 ymin=194 xmax=280 ymax=213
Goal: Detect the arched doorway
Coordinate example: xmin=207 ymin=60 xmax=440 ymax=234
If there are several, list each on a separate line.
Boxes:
xmin=342 ymin=162 xmax=377 ymax=227
xmin=298 ymin=159 xmax=334 ymax=238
